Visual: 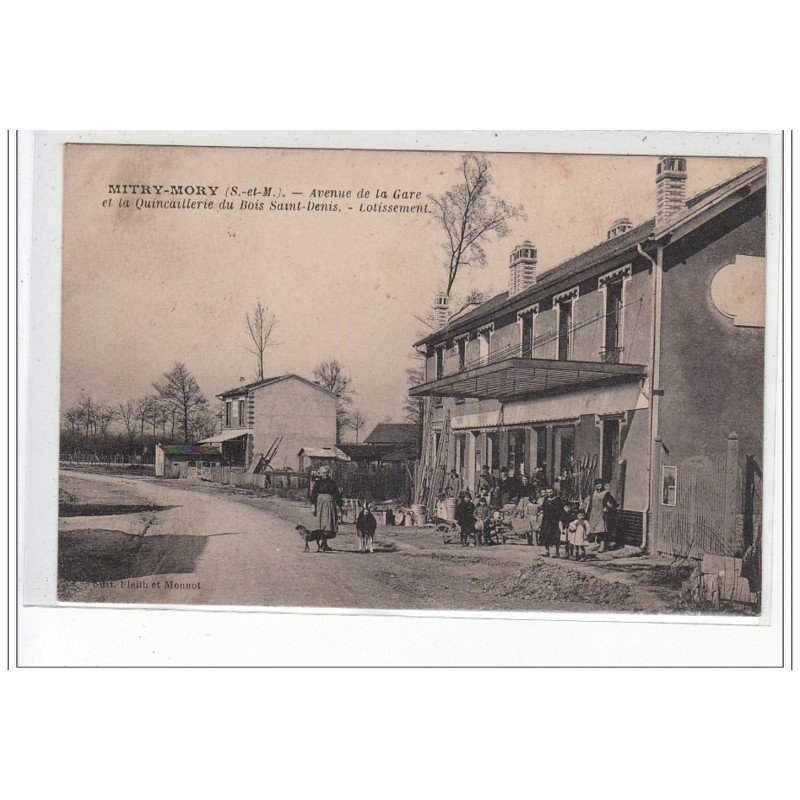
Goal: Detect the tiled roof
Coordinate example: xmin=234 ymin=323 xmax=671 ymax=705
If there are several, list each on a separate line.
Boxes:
xmin=217 ymin=373 xmax=338 ymax=399
xmin=364 ymin=422 xmax=420 ymax=445
xmin=416 ymin=160 xmax=766 ymax=348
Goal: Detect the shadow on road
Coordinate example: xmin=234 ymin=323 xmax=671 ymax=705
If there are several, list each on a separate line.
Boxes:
xmin=58 ymin=503 xmax=179 ymax=518
xmin=58 ymin=528 xmax=212 ymax=582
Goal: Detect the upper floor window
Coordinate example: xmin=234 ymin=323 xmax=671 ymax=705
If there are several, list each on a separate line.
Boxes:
xmin=477 ymin=325 xmax=493 ymax=363
xmin=238 ymin=399 xmax=246 ymax=426
xmin=604 ymin=278 xmax=623 ymax=358
xmin=520 ymin=311 xmax=535 ymax=358
xmin=557 ymin=299 xmax=573 ymax=361
xmin=225 ymin=401 xmax=232 ymax=427
xmin=457 ymin=337 xmax=467 ymax=371
xmin=435 ymin=346 xmax=444 ymax=379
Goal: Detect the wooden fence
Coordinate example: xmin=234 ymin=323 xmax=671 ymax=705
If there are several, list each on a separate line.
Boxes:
xmin=655 ymin=433 xmax=760 ymax=559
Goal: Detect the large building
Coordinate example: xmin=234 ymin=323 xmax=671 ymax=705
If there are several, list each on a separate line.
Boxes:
xmin=410 ymin=158 xmax=766 ymax=556
xmin=200 ymin=374 xmax=338 ymax=471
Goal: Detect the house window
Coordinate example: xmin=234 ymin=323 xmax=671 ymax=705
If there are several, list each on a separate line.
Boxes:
xmin=520 ymin=311 xmax=535 ymax=358
xmin=435 ymin=347 xmax=444 ymax=379
xmin=601 ymin=418 xmax=622 ymax=484
xmin=238 ymin=399 xmax=245 ymax=426
xmin=478 ymin=328 xmax=492 ymax=363
xmin=225 ymin=401 xmax=232 ymax=427
xmin=457 ymin=337 xmax=467 ymax=371
xmin=604 ymin=278 xmax=623 ymax=361
xmin=557 ymin=299 xmax=573 ymax=361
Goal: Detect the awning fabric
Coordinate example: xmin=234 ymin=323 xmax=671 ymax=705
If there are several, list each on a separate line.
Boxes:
xmin=197 ymin=428 xmax=250 ymax=444
xmin=409 ymin=357 xmax=646 ymax=402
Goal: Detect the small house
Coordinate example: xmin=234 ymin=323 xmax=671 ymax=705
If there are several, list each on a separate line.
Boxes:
xmin=298 ymin=446 xmax=351 ymax=474
xmin=155 ymin=443 xmax=222 ymax=478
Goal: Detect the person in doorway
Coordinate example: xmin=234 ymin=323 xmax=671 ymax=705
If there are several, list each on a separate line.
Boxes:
xmin=444 ymin=468 xmax=463 ymax=499
xmin=455 ymin=491 xmax=476 ymax=546
xmin=586 ymin=478 xmax=619 ymax=553
xmin=309 ymin=466 xmax=343 ymax=552
xmin=539 ymin=486 xmax=562 ymax=558
xmin=355 ymin=501 xmax=377 ymax=553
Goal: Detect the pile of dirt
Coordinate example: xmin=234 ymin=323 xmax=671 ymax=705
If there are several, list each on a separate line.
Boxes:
xmin=486 ymin=562 xmax=633 ymax=606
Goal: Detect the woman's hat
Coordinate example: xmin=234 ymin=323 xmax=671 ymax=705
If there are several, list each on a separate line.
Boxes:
xmin=594 ymin=478 xmax=605 ymax=486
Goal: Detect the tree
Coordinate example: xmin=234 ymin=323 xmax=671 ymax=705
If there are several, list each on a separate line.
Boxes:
xmin=348 ymin=408 xmax=366 ymax=443
xmin=117 ymin=400 xmax=138 ymax=439
xmin=245 ymin=298 xmax=278 ymax=381
xmin=428 ymin=153 xmax=525 ymax=297
xmin=313 ymin=359 xmax=353 ymax=443
xmin=153 ymin=362 xmax=208 ymax=443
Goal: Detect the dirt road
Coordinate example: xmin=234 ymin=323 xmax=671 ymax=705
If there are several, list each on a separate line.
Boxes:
xmin=58 ymin=470 xmax=688 ymax=613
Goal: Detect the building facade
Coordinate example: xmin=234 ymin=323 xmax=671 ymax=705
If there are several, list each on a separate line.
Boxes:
xmin=410 ymin=159 xmax=767 ymax=554
xmin=202 ymin=374 xmax=338 ymax=471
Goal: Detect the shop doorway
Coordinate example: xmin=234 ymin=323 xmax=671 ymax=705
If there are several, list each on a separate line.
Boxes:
xmin=508 ymin=429 xmax=526 ymax=476
xmin=601 ymin=418 xmax=621 ymax=484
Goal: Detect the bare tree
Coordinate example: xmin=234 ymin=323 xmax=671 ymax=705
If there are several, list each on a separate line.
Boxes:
xmin=78 ymin=394 xmax=96 ymax=437
xmin=313 ymin=359 xmax=353 ymax=443
xmin=117 ymin=400 xmax=138 ymax=439
xmin=348 ymin=408 xmax=367 ymax=443
xmin=153 ymin=362 xmax=208 ymax=443
xmin=429 ymin=153 xmax=525 ymax=297
xmin=95 ymin=404 xmax=117 ymax=437
xmin=64 ymin=405 xmax=83 ymax=435
xmin=245 ymin=298 xmax=278 ymax=381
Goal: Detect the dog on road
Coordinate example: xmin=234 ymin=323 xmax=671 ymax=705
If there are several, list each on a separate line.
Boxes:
xmin=296 ymin=524 xmax=324 ymax=553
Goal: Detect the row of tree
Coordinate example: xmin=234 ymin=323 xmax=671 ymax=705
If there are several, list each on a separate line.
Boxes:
xmin=61 ymin=361 xmax=218 ymax=459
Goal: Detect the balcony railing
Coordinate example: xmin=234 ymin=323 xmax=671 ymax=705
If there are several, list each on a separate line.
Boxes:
xmin=599 ymin=346 xmax=623 ymax=364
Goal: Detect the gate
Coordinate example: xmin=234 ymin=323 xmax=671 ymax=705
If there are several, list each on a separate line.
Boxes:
xmin=655 ymin=432 xmax=756 ymax=559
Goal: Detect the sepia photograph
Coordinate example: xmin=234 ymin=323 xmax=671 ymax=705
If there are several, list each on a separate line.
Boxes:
xmin=53 ymin=140 xmax=770 ymax=617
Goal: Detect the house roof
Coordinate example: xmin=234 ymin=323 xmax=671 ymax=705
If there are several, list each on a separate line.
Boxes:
xmin=364 ymin=422 xmax=420 ymax=445
xmin=338 ymin=442 xmax=396 ymax=461
xmin=415 ymin=160 xmax=766 ymax=348
xmin=297 ymin=446 xmax=351 ymax=461
xmin=197 ymin=428 xmax=250 ymax=444
xmin=160 ymin=444 xmax=221 ymax=457
xmin=217 ymin=374 xmax=338 ymax=400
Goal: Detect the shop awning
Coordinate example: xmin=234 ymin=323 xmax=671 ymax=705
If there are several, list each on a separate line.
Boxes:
xmin=408 ymin=357 xmax=646 ymax=402
xmin=197 ymin=428 xmax=250 ymax=444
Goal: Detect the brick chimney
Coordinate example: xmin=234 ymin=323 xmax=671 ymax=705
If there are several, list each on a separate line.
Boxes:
xmin=433 ymin=292 xmax=450 ymax=329
xmin=655 ymin=156 xmax=687 ymax=227
xmin=607 ymin=217 xmax=633 ymax=240
xmin=508 ymin=240 xmax=537 ymax=296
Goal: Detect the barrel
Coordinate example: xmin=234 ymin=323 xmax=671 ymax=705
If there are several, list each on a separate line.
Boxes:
xmin=443 ymin=498 xmax=458 ymax=521
xmin=411 ymin=504 xmax=427 ymax=526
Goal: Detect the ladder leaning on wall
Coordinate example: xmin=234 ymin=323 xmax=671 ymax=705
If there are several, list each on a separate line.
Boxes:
xmin=424 ymin=409 xmax=451 ymax=516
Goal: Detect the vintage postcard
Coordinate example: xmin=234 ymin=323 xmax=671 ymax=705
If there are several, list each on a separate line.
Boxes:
xmin=44 ymin=134 xmax=776 ymax=618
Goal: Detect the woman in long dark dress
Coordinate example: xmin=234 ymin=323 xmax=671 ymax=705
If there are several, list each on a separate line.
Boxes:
xmin=310 ymin=466 xmax=343 ymax=552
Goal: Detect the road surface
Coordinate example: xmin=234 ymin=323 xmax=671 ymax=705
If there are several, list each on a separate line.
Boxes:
xmin=58 ymin=470 xmax=685 ymax=613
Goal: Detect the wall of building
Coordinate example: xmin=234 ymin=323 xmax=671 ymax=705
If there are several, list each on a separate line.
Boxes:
xmin=658 ymin=203 xmax=766 ymax=465
xmin=251 ymin=378 xmax=337 ymax=470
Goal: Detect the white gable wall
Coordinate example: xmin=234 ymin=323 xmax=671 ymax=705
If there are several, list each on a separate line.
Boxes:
xmin=251 ymin=377 xmax=337 ymax=470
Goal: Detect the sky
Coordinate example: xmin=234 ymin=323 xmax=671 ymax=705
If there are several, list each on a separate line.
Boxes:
xmin=60 ymin=145 xmax=760 ymax=437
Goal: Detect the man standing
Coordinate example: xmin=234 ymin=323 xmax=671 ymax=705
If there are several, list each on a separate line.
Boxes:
xmin=455 ymin=491 xmax=476 ymax=546
xmin=586 ymin=478 xmax=619 ymax=552
xmin=498 ymin=467 xmax=521 ymax=507
xmin=444 ymin=468 xmax=463 ymax=499
xmin=477 ymin=465 xmax=495 ymax=497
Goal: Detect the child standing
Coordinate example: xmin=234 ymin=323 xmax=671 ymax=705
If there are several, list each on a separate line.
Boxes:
xmin=567 ymin=509 xmax=590 ymax=560
xmin=355 ymin=502 xmax=377 ymax=553
xmin=473 ymin=496 xmax=491 ymax=546
xmin=559 ymin=500 xmax=576 ymax=559
xmin=455 ymin=491 xmax=476 ymax=547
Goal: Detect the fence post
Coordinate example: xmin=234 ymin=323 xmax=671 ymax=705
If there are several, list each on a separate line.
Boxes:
xmin=724 ymin=432 xmax=741 ymax=555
